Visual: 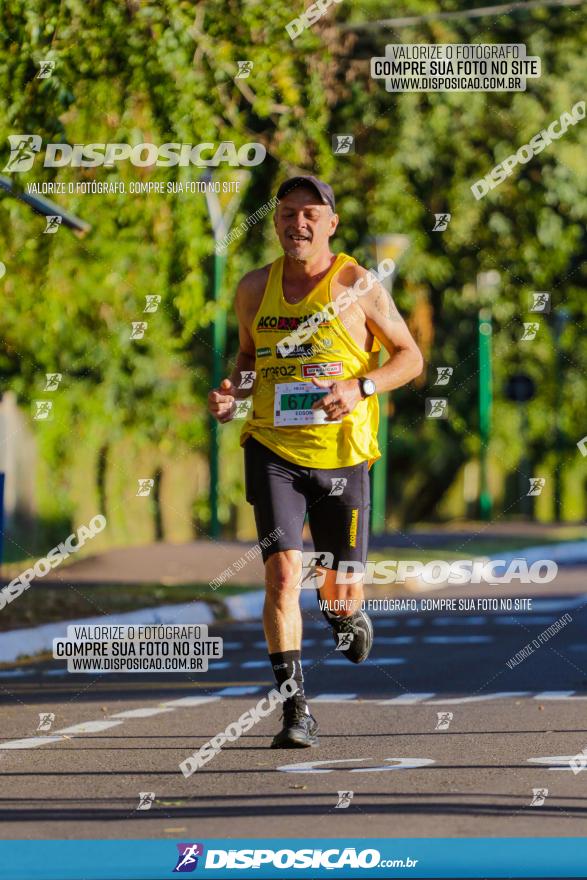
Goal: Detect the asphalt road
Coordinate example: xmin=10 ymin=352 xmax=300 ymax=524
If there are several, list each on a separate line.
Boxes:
xmin=1 ymin=570 xmax=587 ymax=841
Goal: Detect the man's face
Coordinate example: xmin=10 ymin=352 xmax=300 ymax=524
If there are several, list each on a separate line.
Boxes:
xmin=274 ymin=186 xmax=338 ymax=262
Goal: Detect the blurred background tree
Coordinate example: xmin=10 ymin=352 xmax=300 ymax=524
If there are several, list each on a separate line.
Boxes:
xmin=0 ymin=0 xmax=585 ymax=559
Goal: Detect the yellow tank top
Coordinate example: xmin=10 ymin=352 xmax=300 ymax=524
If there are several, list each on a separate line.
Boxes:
xmin=240 ymin=252 xmax=381 ymax=469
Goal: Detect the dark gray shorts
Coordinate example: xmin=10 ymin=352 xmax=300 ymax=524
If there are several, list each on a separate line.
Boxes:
xmin=243 ymin=436 xmax=370 ymax=567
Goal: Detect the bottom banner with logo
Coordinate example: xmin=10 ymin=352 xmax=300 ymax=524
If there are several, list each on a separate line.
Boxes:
xmin=0 ymin=838 xmax=586 ymax=879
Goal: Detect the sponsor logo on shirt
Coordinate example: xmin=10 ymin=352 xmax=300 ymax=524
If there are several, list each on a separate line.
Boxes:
xmin=256 ymin=347 xmax=271 ymax=358
xmin=302 ymin=361 xmax=343 ymax=378
xmin=256 ymin=314 xmax=326 ymax=332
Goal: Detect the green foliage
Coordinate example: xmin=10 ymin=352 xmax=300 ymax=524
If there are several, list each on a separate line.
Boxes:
xmin=0 ymin=0 xmax=585 ymax=537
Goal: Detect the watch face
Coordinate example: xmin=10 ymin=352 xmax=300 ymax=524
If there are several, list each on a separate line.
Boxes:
xmin=362 ymin=379 xmax=376 ymax=396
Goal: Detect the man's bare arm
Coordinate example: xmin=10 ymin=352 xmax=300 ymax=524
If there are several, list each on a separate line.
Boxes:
xmin=207 ymin=268 xmax=268 ymax=422
xmin=357 ymin=267 xmax=424 ymax=392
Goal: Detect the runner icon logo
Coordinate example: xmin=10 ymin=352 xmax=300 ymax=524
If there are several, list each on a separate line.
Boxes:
xmin=433 ymin=367 xmax=453 ymax=386
xmin=329 ymin=477 xmax=347 ymax=496
xmin=527 ymin=477 xmax=546 ymax=496
xmin=435 ymin=712 xmax=453 ymax=731
xmin=529 ymin=292 xmax=550 ymax=313
xmin=300 ymin=552 xmax=334 ymax=589
xmin=335 ymin=790 xmax=354 ymax=808
xmin=173 ymin=843 xmax=204 ymax=872
xmin=136 ymin=792 xmax=155 ymax=811
xmin=336 ymin=632 xmax=355 ymax=652
xmin=529 ymin=788 xmax=548 ymax=807
xmin=432 ymin=213 xmax=451 ymax=231
xmin=43 ymin=215 xmax=61 ymax=234
xmin=37 ymin=712 xmax=55 ymax=731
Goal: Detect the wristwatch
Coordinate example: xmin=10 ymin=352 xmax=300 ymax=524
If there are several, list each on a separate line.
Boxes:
xmin=358 ymin=377 xmax=376 ymax=398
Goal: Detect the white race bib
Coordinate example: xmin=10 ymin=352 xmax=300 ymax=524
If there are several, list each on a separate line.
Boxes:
xmin=273 ymin=382 xmax=340 ymax=426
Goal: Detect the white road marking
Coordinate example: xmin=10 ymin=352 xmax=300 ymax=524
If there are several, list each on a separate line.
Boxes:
xmin=0 ymin=736 xmax=66 ymax=749
xmin=241 ymin=661 xmax=270 ymax=669
xmin=527 ymin=755 xmax=577 ymax=771
xmin=533 ymin=691 xmax=581 ymax=700
xmin=56 ymin=720 xmax=124 ymax=734
xmin=379 ymin=693 xmax=436 ymax=704
xmin=313 ymin=693 xmax=357 ymax=702
xmin=162 ymin=696 xmax=221 ymax=708
xmin=276 ymin=757 xmax=436 ymax=774
xmin=496 ymin=616 xmax=559 ymax=626
xmin=110 ymin=707 xmax=175 ymax=719
xmin=428 ymin=691 xmax=530 ymax=704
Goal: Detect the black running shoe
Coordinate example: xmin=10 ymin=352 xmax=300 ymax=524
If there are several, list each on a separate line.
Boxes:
xmin=270 ymin=698 xmax=319 ymax=749
xmin=320 ymin=600 xmax=374 ymax=664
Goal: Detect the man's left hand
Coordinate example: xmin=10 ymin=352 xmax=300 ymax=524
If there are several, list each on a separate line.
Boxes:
xmin=311 ymin=378 xmax=362 ymax=421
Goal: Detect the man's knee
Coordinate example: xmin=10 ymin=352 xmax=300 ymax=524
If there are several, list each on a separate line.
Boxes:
xmin=265 ymin=551 xmax=302 ymax=599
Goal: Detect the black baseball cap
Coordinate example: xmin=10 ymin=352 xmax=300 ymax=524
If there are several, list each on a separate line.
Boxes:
xmin=275 ymin=175 xmax=335 ymax=212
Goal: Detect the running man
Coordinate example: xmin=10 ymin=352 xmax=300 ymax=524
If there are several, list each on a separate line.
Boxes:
xmin=208 ymin=176 xmax=423 ymax=748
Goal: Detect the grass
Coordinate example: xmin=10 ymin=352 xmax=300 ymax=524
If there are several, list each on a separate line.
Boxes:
xmin=0 ymin=581 xmax=259 ymax=633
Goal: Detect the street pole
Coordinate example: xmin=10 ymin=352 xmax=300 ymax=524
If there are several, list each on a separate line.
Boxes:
xmin=478 ymin=309 xmax=493 ymax=521
xmin=371 ymin=235 xmax=411 ymax=534
xmin=553 ymin=308 xmax=570 ymax=522
xmin=475 ymin=272 xmax=499 ymax=522
xmin=203 ymin=170 xmax=250 ymax=539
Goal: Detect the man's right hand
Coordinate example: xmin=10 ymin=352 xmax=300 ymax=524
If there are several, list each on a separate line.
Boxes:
xmin=208 ymin=378 xmax=238 ymax=423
